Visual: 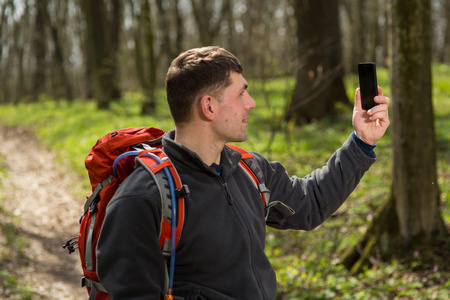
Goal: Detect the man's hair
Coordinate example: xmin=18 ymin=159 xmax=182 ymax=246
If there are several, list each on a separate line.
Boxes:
xmin=166 ymin=46 xmax=243 ymax=124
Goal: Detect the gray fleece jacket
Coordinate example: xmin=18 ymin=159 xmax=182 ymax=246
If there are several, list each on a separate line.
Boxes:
xmin=96 ymin=132 xmax=376 ymax=300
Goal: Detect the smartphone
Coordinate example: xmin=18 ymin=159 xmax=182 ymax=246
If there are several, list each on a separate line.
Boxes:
xmin=358 ymin=62 xmax=378 ymax=110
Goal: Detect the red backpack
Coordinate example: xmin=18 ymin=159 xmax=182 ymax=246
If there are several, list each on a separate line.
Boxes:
xmin=64 ymin=127 xmax=270 ymax=300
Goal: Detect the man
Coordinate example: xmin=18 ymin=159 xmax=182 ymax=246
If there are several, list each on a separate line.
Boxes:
xmin=97 ymin=46 xmax=390 ymax=299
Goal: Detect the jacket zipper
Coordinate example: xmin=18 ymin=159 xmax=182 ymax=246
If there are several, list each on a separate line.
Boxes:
xmin=222 ymin=178 xmax=268 ymax=299
xmin=223 ymin=182 xmax=233 ymax=205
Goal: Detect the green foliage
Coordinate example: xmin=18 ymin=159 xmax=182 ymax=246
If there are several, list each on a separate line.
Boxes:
xmin=0 ymin=65 xmax=448 ymax=298
xmin=433 ymin=64 xmax=450 ymax=225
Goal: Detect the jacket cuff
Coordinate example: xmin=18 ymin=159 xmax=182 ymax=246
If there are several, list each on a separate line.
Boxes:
xmin=352 ymin=131 xmax=376 ymax=156
xmin=346 ymin=133 xmax=377 ymax=163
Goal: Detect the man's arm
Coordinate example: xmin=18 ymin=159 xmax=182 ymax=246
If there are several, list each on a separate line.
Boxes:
xmin=263 ymin=88 xmax=390 ymax=230
xmin=262 ymin=134 xmax=376 ymax=231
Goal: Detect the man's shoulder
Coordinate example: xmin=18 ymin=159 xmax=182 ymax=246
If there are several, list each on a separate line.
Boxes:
xmin=110 ymin=166 xmax=160 ymax=204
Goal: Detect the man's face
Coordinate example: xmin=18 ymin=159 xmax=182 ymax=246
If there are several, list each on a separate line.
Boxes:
xmin=213 ymin=72 xmax=256 ymax=143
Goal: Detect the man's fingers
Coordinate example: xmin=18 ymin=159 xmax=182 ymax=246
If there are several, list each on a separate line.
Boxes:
xmin=368 ymin=109 xmax=387 ymax=121
xmin=354 ymin=88 xmax=363 ymax=110
xmin=377 ymin=86 xmax=383 ymax=96
xmin=367 ymin=97 xmax=390 ymax=126
xmin=374 ymin=95 xmax=390 ymax=106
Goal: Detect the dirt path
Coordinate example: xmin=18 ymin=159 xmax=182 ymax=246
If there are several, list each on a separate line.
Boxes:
xmin=0 ymin=127 xmax=87 ymax=299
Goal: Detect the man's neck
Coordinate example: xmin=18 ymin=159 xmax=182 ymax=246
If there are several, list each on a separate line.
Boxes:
xmin=174 ymin=126 xmax=224 ymax=166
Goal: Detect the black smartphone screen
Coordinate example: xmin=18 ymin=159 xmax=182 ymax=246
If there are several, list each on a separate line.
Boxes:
xmin=358 ymin=63 xmax=378 ymax=110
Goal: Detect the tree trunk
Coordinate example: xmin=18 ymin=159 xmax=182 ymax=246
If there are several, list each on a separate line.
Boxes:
xmin=155 ymin=0 xmax=173 ymax=60
xmin=82 ymin=0 xmax=122 ymax=109
xmin=173 ymin=0 xmax=183 ymax=55
xmin=287 ymin=0 xmax=350 ymax=125
xmin=368 ymin=0 xmax=379 ymax=62
xmin=342 ymin=0 xmax=365 ymax=70
xmin=342 ymin=0 xmax=449 ymax=273
xmin=137 ymin=0 xmax=157 ymax=115
xmin=32 ymin=0 xmax=47 ymax=101
xmin=438 ymin=0 xmax=450 ymax=62
xmin=190 ymin=0 xmax=231 ymax=46
xmin=42 ymin=0 xmax=73 ymax=100
xmin=108 ymin=0 xmax=122 ymax=100
xmin=390 ymin=0 xmax=447 ymax=245
xmin=0 ymin=2 xmax=7 ymax=102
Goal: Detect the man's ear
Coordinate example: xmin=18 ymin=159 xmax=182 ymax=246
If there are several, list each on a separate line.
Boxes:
xmin=199 ymin=95 xmax=217 ymax=121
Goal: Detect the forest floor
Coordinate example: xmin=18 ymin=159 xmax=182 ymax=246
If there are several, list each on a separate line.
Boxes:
xmin=0 ymin=126 xmax=87 ymax=299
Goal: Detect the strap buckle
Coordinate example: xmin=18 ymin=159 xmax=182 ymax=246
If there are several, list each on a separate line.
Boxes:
xmin=175 ymin=184 xmax=190 ymax=199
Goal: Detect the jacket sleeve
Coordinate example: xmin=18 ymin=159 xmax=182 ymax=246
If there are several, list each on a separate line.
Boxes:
xmin=96 ymin=167 xmax=166 ymax=300
xmin=258 ymin=133 xmax=376 ymax=231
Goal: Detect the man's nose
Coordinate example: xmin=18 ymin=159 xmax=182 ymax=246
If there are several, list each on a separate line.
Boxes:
xmin=246 ymin=93 xmax=256 ymax=110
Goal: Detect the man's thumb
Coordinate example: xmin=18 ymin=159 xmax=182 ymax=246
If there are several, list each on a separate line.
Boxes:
xmin=355 ymin=88 xmax=362 ymax=109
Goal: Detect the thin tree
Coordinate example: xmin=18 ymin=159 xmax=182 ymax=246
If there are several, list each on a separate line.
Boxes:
xmin=172 ymin=0 xmax=183 ymax=55
xmin=438 ymin=0 xmax=450 ymax=62
xmin=190 ymin=0 xmax=231 ymax=45
xmin=82 ymin=0 xmax=122 ymax=109
xmin=287 ymin=0 xmax=350 ymax=125
xmin=42 ymin=0 xmax=73 ymax=100
xmin=0 ymin=0 xmax=19 ymax=103
xmin=130 ymin=0 xmax=157 ymax=115
xmin=342 ymin=0 xmax=449 ymax=273
xmin=31 ymin=0 xmax=47 ymax=101
xmin=15 ymin=1 xmax=30 ymax=103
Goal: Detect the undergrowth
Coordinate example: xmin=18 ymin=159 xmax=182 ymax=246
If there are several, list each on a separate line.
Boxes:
xmin=0 ymin=65 xmax=448 ymax=299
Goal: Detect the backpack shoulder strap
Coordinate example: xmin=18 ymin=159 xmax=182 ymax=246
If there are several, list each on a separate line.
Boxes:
xmin=135 ymin=150 xmax=188 ymax=252
xmin=226 ymin=144 xmax=271 ymax=208
xmin=227 ymin=144 xmax=296 ymax=222
xmin=134 ymin=148 xmax=189 ymax=299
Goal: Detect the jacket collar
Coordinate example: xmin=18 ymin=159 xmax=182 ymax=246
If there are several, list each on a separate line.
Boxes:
xmin=162 ymin=130 xmax=242 ymax=178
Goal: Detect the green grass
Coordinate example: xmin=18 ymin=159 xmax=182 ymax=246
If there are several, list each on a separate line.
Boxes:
xmin=0 ymin=64 xmax=448 ymax=299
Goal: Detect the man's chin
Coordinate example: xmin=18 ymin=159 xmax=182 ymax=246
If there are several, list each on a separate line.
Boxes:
xmin=234 ymin=134 xmax=247 ymax=143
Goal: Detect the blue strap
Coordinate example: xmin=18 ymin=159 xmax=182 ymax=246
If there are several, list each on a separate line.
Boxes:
xmin=139 ymin=151 xmax=178 ymax=297
xmin=112 ymin=151 xmax=141 ymax=176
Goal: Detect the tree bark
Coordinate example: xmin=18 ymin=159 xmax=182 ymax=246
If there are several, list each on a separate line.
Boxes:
xmin=82 ymin=0 xmax=122 ymax=109
xmin=342 ymin=0 xmax=449 ymax=273
xmin=136 ymin=0 xmax=157 ymax=115
xmin=42 ymin=0 xmax=73 ymax=100
xmin=287 ymin=0 xmax=350 ymax=125
xmin=342 ymin=0 xmax=365 ymax=70
xmin=108 ymin=0 xmax=122 ymax=100
xmin=438 ymin=0 xmax=450 ymax=62
xmin=390 ymin=0 xmax=447 ymax=243
xmin=173 ymin=0 xmax=183 ymax=55
xmin=155 ymin=0 xmax=173 ymax=60
xmin=190 ymin=0 xmax=231 ymax=45
xmin=32 ymin=0 xmax=47 ymax=101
